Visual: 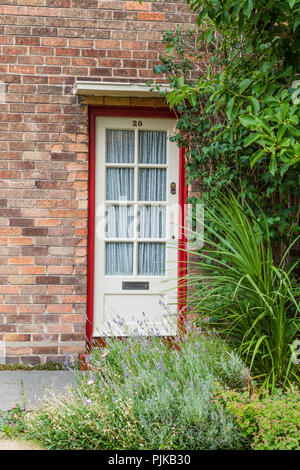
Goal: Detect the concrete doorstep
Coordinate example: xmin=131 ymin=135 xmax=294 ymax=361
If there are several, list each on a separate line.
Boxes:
xmin=0 ymin=370 xmax=80 ymax=411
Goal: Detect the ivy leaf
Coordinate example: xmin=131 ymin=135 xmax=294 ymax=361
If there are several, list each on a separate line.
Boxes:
xmin=167 ymin=90 xmax=185 ymax=109
xmin=277 ymin=124 xmax=286 ymax=141
xmin=177 ymin=76 xmax=184 ymax=87
xmin=239 ymin=79 xmax=252 ymax=93
xmin=293 ymin=19 xmax=300 ymax=32
xmin=250 ymin=149 xmax=265 ymax=167
xmin=153 ymin=64 xmax=163 ymax=74
xmin=289 ymin=114 xmax=299 ymax=125
xmin=210 ymin=123 xmax=224 ymax=132
xmin=255 ymin=117 xmax=274 ymax=136
xmin=280 ymin=161 xmax=292 ymax=176
xmin=244 ymin=133 xmax=260 ymax=147
xmin=250 ymin=97 xmax=260 ymax=114
xmin=287 ymin=124 xmax=300 ymax=136
xmin=188 ymin=92 xmax=197 ymax=107
xmin=279 ymin=103 xmax=289 ymax=120
xmin=232 ymin=1 xmax=244 ymax=19
xmin=269 ymin=153 xmax=277 ymax=175
xmin=165 ymin=44 xmax=174 ymax=54
xmin=244 ymin=0 xmax=253 ymax=18
xmin=204 ymin=28 xmax=214 ymax=43
xmin=239 ymin=115 xmax=256 ymax=127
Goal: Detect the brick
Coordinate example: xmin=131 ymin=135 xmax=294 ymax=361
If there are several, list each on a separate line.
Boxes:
xmin=5 ymin=334 xmax=30 ymax=342
xmin=33 ymin=295 xmax=59 ymax=304
xmin=139 ymin=12 xmax=164 ymax=21
xmin=125 ymin=1 xmax=150 ymax=11
xmin=36 ymin=276 xmax=61 ymax=285
xmin=48 ymin=266 xmax=73 ymax=274
xmin=10 ymin=275 xmax=35 ymax=284
xmin=32 ymin=346 xmax=58 ymax=354
xmin=61 ymin=314 xmax=86 ymax=323
xmin=35 ymin=219 xmax=61 ymax=226
xmin=22 ymin=228 xmax=47 ymax=236
xmin=21 ymin=266 xmax=46 ymax=274
xmin=61 ymin=295 xmax=86 ymax=304
xmin=60 ymin=345 xmax=85 ymax=354
xmin=9 ymin=257 xmax=34 ymax=265
xmin=9 ymin=65 xmax=35 ymax=74
xmin=23 ymin=151 xmax=49 ymax=161
xmin=0 ymin=228 xmax=21 ymax=236
xmin=0 ymin=305 xmax=17 ymax=313
xmin=122 ymin=40 xmax=146 ymax=50
xmin=41 ymin=37 xmax=67 ymax=46
xmin=20 ymin=356 xmax=41 ymax=364
xmin=4 ymin=6 xmax=60 ymax=17
xmin=47 ymin=323 xmax=73 ymax=333
xmin=94 ymin=39 xmax=120 ymax=49
xmin=16 ymin=37 xmax=40 ymax=45
xmin=20 ymin=304 xmax=45 ymax=313
xmin=9 ymin=237 xmax=34 ymax=245
xmin=10 ymin=219 xmax=34 ymax=227
xmin=6 ymin=347 xmax=31 ymax=355
xmin=56 ymin=48 xmax=80 ymax=56
xmin=0 ymin=285 xmax=19 ymax=294
xmin=0 ymin=325 xmax=16 ymax=333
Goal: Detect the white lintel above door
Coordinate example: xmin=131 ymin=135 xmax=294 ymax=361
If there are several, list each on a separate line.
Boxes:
xmin=73 ymin=81 xmax=169 ymax=97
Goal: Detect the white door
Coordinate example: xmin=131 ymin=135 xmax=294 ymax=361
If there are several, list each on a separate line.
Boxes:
xmin=93 ymin=116 xmax=179 ymax=337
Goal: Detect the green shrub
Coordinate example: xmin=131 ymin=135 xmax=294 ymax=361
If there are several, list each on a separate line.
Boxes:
xmin=214 ymin=386 xmax=300 ymax=450
xmin=0 ymin=361 xmax=77 ymax=371
xmin=187 ymin=193 xmax=300 ymax=390
xmin=23 ymin=334 xmax=248 ymax=450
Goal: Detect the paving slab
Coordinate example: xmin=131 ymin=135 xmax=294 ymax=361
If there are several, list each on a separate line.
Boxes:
xmin=0 ymin=372 xmax=23 ymax=410
xmin=22 ymin=371 xmax=80 ymax=410
xmin=0 ymin=439 xmax=44 ymax=450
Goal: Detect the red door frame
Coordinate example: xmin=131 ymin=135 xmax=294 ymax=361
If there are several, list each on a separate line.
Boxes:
xmin=87 ymin=105 xmax=187 ymax=342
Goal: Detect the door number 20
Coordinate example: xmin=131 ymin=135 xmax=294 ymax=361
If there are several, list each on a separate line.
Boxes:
xmin=132 ymin=120 xmax=143 ymax=127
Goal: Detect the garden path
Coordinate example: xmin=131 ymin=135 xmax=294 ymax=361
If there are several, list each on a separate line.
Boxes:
xmin=0 ymin=371 xmax=80 ymax=410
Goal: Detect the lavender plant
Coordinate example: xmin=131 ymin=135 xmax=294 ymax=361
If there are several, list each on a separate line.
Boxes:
xmin=23 ymin=330 xmax=248 ymax=450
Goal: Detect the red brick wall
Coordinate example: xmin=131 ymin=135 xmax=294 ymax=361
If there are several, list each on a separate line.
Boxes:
xmin=0 ymin=0 xmax=194 ymax=364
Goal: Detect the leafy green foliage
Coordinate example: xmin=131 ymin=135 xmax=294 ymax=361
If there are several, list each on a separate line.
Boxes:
xmin=176 ymin=0 xmax=300 ymax=172
xmin=0 ymin=361 xmax=75 ymax=371
xmin=0 ymin=404 xmax=26 ymax=438
xmin=152 ymin=3 xmax=300 ymax=253
xmin=185 ymin=194 xmax=300 ymax=389
xmin=214 ymin=386 xmax=300 ymax=450
xmin=23 ymin=335 xmax=248 ymax=450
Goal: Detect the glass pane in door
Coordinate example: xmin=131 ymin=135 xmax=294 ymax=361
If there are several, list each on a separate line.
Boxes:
xmin=106 ymin=205 xmax=134 ymax=238
xmin=139 ymin=131 xmax=167 ymax=164
xmin=138 ymin=205 xmax=166 ymax=238
xmin=138 ymin=168 xmax=166 ymax=201
xmin=106 ymin=168 xmax=134 ymax=201
xmin=105 ymin=242 xmax=133 ymax=275
xmin=106 ymin=130 xmax=134 ymax=163
xmin=138 ymin=243 xmax=166 ymax=275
